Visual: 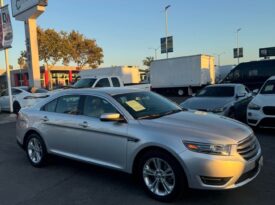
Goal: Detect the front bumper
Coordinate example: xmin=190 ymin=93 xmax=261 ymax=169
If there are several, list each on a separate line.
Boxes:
xmin=178 ymin=148 xmax=262 ymax=190
xmin=247 ymin=109 xmax=275 ymax=128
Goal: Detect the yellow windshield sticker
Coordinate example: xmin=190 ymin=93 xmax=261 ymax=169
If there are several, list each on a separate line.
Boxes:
xmin=126 ymin=100 xmax=146 ymax=112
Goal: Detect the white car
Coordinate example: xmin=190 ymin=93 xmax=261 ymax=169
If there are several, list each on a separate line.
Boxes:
xmin=247 ymin=76 xmax=275 ymax=128
xmin=0 ymin=87 xmax=49 ymax=113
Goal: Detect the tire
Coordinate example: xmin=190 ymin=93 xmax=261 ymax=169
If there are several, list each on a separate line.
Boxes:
xmin=137 ymin=150 xmax=186 ymax=202
xmin=13 ymin=101 xmax=21 ymax=114
xmin=25 ymin=133 xmax=47 ymax=168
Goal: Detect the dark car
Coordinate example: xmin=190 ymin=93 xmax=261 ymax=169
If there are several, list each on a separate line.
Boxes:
xmin=222 ymin=59 xmax=275 ymax=91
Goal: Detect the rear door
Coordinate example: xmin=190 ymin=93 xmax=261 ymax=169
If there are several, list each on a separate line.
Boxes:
xmin=39 ymin=95 xmax=84 ymax=156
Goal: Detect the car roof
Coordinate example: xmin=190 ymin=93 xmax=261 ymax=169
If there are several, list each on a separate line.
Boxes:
xmin=54 ymin=87 xmax=146 ymax=96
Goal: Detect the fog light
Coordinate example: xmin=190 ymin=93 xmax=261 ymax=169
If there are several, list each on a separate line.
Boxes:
xmin=200 ymin=176 xmax=231 ymax=186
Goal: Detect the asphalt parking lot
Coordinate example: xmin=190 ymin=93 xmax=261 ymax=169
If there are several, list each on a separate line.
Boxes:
xmin=0 ymin=98 xmax=275 ymax=205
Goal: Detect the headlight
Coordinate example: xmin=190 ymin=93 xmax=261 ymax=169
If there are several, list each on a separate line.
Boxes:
xmin=248 ymin=103 xmax=261 ymax=110
xmin=183 ymin=141 xmax=231 ymax=156
xmin=212 ymin=107 xmax=226 ymax=113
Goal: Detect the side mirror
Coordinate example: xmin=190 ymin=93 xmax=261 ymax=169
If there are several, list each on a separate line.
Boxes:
xmin=100 ymin=113 xmax=125 ymax=122
xmin=236 ymin=93 xmax=246 ymax=98
xmin=252 ymin=89 xmax=259 ymax=95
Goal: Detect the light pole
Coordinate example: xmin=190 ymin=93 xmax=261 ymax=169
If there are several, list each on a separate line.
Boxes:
xmin=0 ymin=0 xmax=13 ymax=113
xmin=215 ymin=52 xmax=226 ymax=68
xmin=149 ymin=47 xmax=160 ymax=60
xmin=236 ymin=28 xmax=241 ymax=65
xmin=165 ymin=5 xmax=171 ymax=59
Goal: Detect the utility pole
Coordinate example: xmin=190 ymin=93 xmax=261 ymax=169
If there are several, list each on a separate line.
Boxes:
xmin=236 ymin=28 xmax=241 ymax=65
xmin=165 ymin=5 xmax=171 ymax=59
xmin=0 ymin=0 xmax=13 ymax=113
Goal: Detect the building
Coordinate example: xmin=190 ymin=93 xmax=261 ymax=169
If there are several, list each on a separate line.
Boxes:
xmin=10 ymin=65 xmax=80 ymax=90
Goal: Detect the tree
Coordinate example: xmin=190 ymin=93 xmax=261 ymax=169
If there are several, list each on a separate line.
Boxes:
xmin=37 ymin=27 xmax=63 ymax=66
xmin=143 ymin=56 xmax=154 ymax=67
xmin=36 ymin=28 xmax=104 ymax=69
xmin=18 ymin=51 xmax=27 ymax=69
xmin=68 ymin=30 xmax=103 ymax=69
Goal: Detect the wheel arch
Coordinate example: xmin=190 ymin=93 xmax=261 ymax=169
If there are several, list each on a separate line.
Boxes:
xmin=131 ymin=145 xmax=188 ymax=182
xmin=23 ymin=129 xmax=47 ymax=151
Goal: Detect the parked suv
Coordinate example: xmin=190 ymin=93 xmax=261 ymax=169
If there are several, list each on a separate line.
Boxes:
xmin=247 ymin=76 xmax=275 ymax=128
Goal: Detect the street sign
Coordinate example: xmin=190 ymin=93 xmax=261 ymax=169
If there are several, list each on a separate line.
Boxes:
xmin=259 ymin=47 xmax=275 ymax=58
xmin=0 ymin=5 xmax=13 ymax=51
xmin=11 ymin=0 xmax=48 ymax=17
xmin=233 ymin=48 xmax=243 ymax=58
xmin=161 ymin=36 xmax=173 ymax=54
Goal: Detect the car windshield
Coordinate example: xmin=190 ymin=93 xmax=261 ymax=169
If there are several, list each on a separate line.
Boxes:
xmin=260 ymin=80 xmax=275 ymax=94
xmin=113 ymin=91 xmax=182 ymax=119
xmin=73 ymin=78 xmax=96 ymax=88
xmin=196 ymin=86 xmax=235 ymax=97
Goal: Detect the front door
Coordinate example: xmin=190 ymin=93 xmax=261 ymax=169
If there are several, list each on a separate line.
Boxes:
xmin=76 ymin=95 xmax=128 ymax=170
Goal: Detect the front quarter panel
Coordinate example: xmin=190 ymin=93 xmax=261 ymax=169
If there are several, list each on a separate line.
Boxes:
xmin=125 ymin=120 xmax=187 ymax=173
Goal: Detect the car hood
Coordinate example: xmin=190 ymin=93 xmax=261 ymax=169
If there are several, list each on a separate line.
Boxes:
xmin=251 ymin=94 xmax=275 ymax=107
xmin=181 ymin=97 xmax=234 ymax=111
xmin=139 ymin=111 xmax=252 ymax=144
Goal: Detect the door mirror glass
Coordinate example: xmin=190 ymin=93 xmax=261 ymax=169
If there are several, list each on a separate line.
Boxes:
xmin=100 ymin=113 xmax=125 ymax=122
xmin=252 ymin=89 xmax=259 ymax=95
xmin=237 ymin=93 xmax=246 ymax=98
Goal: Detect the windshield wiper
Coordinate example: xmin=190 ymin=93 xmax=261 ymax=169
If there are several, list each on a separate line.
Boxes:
xmin=137 ymin=114 xmax=163 ymax=120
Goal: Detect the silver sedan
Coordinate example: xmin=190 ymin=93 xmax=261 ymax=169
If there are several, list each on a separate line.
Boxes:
xmin=16 ymin=88 xmax=262 ymax=202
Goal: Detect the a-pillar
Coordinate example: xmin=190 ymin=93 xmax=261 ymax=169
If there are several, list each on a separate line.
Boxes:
xmin=25 ymin=18 xmax=41 ymax=88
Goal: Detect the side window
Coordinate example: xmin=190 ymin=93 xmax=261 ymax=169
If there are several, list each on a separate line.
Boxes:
xmin=248 ymin=69 xmax=258 ymax=77
xmin=42 ymin=99 xmax=58 ymax=112
xmin=83 ymin=96 xmax=118 ymax=118
xmin=56 ymin=95 xmax=81 ymax=115
xmin=111 ymin=77 xmax=120 ymax=87
xmin=12 ymin=89 xmax=22 ymax=95
xmin=95 ymin=78 xmax=111 ymax=88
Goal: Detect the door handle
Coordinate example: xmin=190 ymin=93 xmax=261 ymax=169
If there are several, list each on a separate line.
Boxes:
xmin=42 ymin=116 xmax=49 ymax=122
xmin=79 ymin=121 xmax=88 ymax=128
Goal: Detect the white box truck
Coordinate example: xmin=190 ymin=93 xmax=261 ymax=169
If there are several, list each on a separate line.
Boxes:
xmin=150 ymin=55 xmax=215 ymax=96
xmin=79 ymin=66 xmax=141 ymax=84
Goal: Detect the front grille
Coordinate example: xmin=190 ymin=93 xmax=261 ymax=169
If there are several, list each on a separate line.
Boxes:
xmin=237 ymin=135 xmax=259 ymax=161
xmin=263 ymin=106 xmax=275 ymax=115
xmin=258 ymin=118 xmax=275 ymax=128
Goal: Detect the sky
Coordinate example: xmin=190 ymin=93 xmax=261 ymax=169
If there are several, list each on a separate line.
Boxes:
xmin=0 ymin=0 xmax=275 ymax=70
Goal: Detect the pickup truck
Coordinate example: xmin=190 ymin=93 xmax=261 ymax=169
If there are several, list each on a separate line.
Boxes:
xmin=72 ymin=76 xmax=151 ymax=91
